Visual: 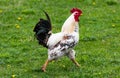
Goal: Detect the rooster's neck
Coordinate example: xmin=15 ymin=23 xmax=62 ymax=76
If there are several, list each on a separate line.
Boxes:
xmin=61 ymin=14 xmax=79 ymax=34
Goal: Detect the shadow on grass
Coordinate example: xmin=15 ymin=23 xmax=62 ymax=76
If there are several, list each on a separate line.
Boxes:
xmin=32 ymin=69 xmax=42 ymax=72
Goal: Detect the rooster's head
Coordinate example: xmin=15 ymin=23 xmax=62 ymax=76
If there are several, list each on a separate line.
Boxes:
xmin=70 ymin=8 xmax=82 ymax=21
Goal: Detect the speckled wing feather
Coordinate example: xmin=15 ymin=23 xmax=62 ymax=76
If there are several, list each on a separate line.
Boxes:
xmin=48 ymin=34 xmax=78 ymax=60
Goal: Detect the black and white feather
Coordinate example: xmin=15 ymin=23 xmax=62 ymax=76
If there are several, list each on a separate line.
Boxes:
xmin=33 ymin=10 xmax=80 ymax=61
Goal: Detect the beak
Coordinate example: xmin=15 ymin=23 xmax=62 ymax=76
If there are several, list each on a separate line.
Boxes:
xmin=81 ymin=13 xmax=83 ymax=16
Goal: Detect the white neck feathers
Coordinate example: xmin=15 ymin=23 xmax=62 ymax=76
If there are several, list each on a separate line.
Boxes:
xmin=61 ymin=13 xmax=79 ymax=34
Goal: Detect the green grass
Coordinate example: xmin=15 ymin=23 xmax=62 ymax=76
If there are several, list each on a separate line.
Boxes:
xmin=0 ymin=0 xmax=120 ymax=78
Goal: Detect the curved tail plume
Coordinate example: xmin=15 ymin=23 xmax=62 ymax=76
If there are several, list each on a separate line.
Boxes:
xmin=42 ymin=10 xmax=52 ymax=30
xmin=33 ymin=11 xmax=52 ymax=48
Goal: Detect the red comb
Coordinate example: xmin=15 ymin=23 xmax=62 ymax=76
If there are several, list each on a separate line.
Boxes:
xmin=70 ymin=8 xmax=82 ymax=14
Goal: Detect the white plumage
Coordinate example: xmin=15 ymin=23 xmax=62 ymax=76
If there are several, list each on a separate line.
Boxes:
xmin=47 ymin=12 xmax=80 ymax=61
xmin=47 ymin=32 xmax=63 ymax=48
xmin=47 ymin=32 xmax=79 ymax=60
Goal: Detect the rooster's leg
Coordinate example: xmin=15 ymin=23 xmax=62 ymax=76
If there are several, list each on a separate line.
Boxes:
xmin=41 ymin=59 xmax=50 ymax=72
xmin=71 ymin=58 xmax=80 ymax=67
xmin=67 ymin=49 xmax=80 ymax=67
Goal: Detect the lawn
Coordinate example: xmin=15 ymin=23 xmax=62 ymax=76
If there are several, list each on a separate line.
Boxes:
xmin=0 ymin=0 xmax=120 ymax=78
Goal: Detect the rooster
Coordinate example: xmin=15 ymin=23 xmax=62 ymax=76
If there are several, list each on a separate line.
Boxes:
xmin=33 ymin=8 xmax=82 ymax=72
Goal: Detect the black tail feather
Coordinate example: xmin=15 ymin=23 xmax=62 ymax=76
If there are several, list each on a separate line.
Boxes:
xmin=42 ymin=10 xmax=52 ymax=30
xmin=33 ymin=11 xmax=52 ymax=48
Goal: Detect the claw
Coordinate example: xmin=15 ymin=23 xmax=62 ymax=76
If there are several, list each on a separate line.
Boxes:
xmin=71 ymin=58 xmax=80 ymax=67
xmin=76 ymin=63 xmax=80 ymax=67
xmin=41 ymin=66 xmax=46 ymax=72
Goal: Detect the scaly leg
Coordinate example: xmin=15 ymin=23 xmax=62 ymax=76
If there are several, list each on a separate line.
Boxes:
xmin=68 ymin=49 xmax=80 ymax=67
xmin=71 ymin=58 xmax=80 ymax=67
xmin=41 ymin=59 xmax=50 ymax=72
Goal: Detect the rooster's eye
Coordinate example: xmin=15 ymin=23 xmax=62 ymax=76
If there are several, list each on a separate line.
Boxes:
xmin=75 ymin=12 xmax=79 ymax=15
xmin=75 ymin=12 xmax=80 ymax=16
